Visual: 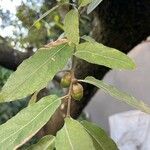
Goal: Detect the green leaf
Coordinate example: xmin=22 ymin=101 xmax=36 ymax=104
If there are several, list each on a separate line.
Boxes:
xmin=28 ymin=135 xmax=55 ymax=150
xmin=64 ymin=9 xmax=79 ymax=45
xmin=79 ymin=0 xmax=92 ymax=9
xmin=0 ymin=44 xmax=73 ymax=102
xmin=0 ymin=95 xmax=61 ymax=149
xmin=81 ymin=121 xmax=118 ymax=150
xmin=31 ymin=5 xmax=59 ymax=29
xmin=55 ymin=117 xmax=95 ymax=150
xmin=75 ymin=42 xmax=135 ymax=70
xmin=81 ymin=35 xmax=96 ymax=43
xmin=87 ymin=0 xmax=103 ymax=14
xmin=81 ymin=76 xmax=150 ymax=114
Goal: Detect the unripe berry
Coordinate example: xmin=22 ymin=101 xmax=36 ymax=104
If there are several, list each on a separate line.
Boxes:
xmin=71 ymin=83 xmax=83 ymax=100
xmin=60 ymin=72 xmax=71 ymax=88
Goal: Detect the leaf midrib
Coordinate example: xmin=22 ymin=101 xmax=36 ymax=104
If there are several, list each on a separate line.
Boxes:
xmin=75 ymin=50 xmax=132 ymax=67
xmin=4 ymin=44 xmax=67 ymax=99
xmin=0 ymin=98 xmax=59 ymax=145
xmin=45 ymin=137 xmax=55 ymax=150
xmin=64 ymin=124 xmax=74 ymax=150
xmin=83 ymin=78 xmax=150 ymax=113
xmin=82 ymin=125 xmax=104 ymax=150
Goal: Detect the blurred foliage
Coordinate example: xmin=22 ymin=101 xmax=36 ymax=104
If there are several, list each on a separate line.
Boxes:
xmin=0 ymin=0 xmax=92 ymax=50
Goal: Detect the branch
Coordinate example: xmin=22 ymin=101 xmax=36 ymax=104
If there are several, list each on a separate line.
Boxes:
xmin=40 ymin=0 xmax=150 ymax=136
xmin=0 ymin=36 xmax=33 ymax=70
xmin=1 ymin=0 xmax=150 ymax=138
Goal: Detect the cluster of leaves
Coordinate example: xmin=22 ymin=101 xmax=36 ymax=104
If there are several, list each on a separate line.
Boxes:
xmin=0 ymin=0 xmax=150 ymax=149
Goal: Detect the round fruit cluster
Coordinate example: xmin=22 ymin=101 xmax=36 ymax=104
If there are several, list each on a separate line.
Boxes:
xmin=60 ymin=72 xmax=83 ymax=100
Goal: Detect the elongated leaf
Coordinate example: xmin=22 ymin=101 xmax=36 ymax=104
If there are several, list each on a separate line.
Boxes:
xmin=0 ymin=95 xmax=61 ymax=149
xmin=87 ymin=0 xmax=103 ymax=14
xmin=28 ymin=135 xmax=55 ymax=150
xmin=81 ymin=76 xmax=150 ymax=114
xmin=81 ymin=35 xmax=96 ymax=43
xmin=31 ymin=5 xmax=59 ymax=29
xmin=64 ymin=9 xmax=79 ymax=45
xmin=55 ymin=117 xmax=95 ymax=150
xmin=0 ymin=44 xmax=73 ymax=102
xmin=75 ymin=42 xmax=135 ymax=70
xmin=79 ymin=0 xmax=92 ymax=9
xmin=81 ymin=121 xmax=118 ymax=150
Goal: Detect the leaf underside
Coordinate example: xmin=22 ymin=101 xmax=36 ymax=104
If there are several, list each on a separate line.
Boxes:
xmin=75 ymin=42 xmax=135 ymax=70
xmin=82 ymin=76 xmax=150 ymax=114
xmin=81 ymin=120 xmax=118 ymax=150
xmin=64 ymin=9 xmax=79 ymax=45
xmin=55 ymin=118 xmax=95 ymax=150
xmin=0 ymin=95 xmax=61 ymax=149
xmin=0 ymin=44 xmax=73 ymax=102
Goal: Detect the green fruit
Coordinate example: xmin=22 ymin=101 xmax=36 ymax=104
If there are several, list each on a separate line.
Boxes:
xmin=60 ymin=72 xmax=71 ymax=88
xmin=71 ymin=83 xmax=83 ymax=100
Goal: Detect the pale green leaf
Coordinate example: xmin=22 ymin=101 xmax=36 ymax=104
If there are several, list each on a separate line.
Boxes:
xmin=81 ymin=121 xmax=118 ymax=150
xmin=81 ymin=76 xmax=150 ymax=114
xmin=87 ymin=0 xmax=103 ymax=14
xmin=75 ymin=42 xmax=135 ymax=70
xmin=64 ymin=9 xmax=79 ymax=45
xmin=28 ymin=135 xmax=55 ymax=150
xmin=0 ymin=95 xmax=61 ymax=149
xmin=57 ymin=0 xmax=69 ymax=3
xmin=81 ymin=35 xmax=96 ymax=43
xmin=0 ymin=44 xmax=73 ymax=102
xmin=79 ymin=0 xmax=92 ymax=9
xmin=55 ymin=117 xmax=95 ymax=150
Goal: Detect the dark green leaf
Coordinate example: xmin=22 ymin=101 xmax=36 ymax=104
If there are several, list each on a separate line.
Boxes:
xmin=0 ymin=44 xmax=73 ymax=102
xmin=75 ymin=42 xmax=135 ymax=70
xmin=81 ymin=120 xmax=118 ymax=150
xmin=81 ymin=76 xmax=150 ymax=114
xmin=0 ymin=95 xmax=61 ymax=149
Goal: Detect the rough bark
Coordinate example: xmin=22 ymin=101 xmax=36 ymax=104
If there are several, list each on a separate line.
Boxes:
xmin=0 ymin=0 xmax=150 ymax=136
